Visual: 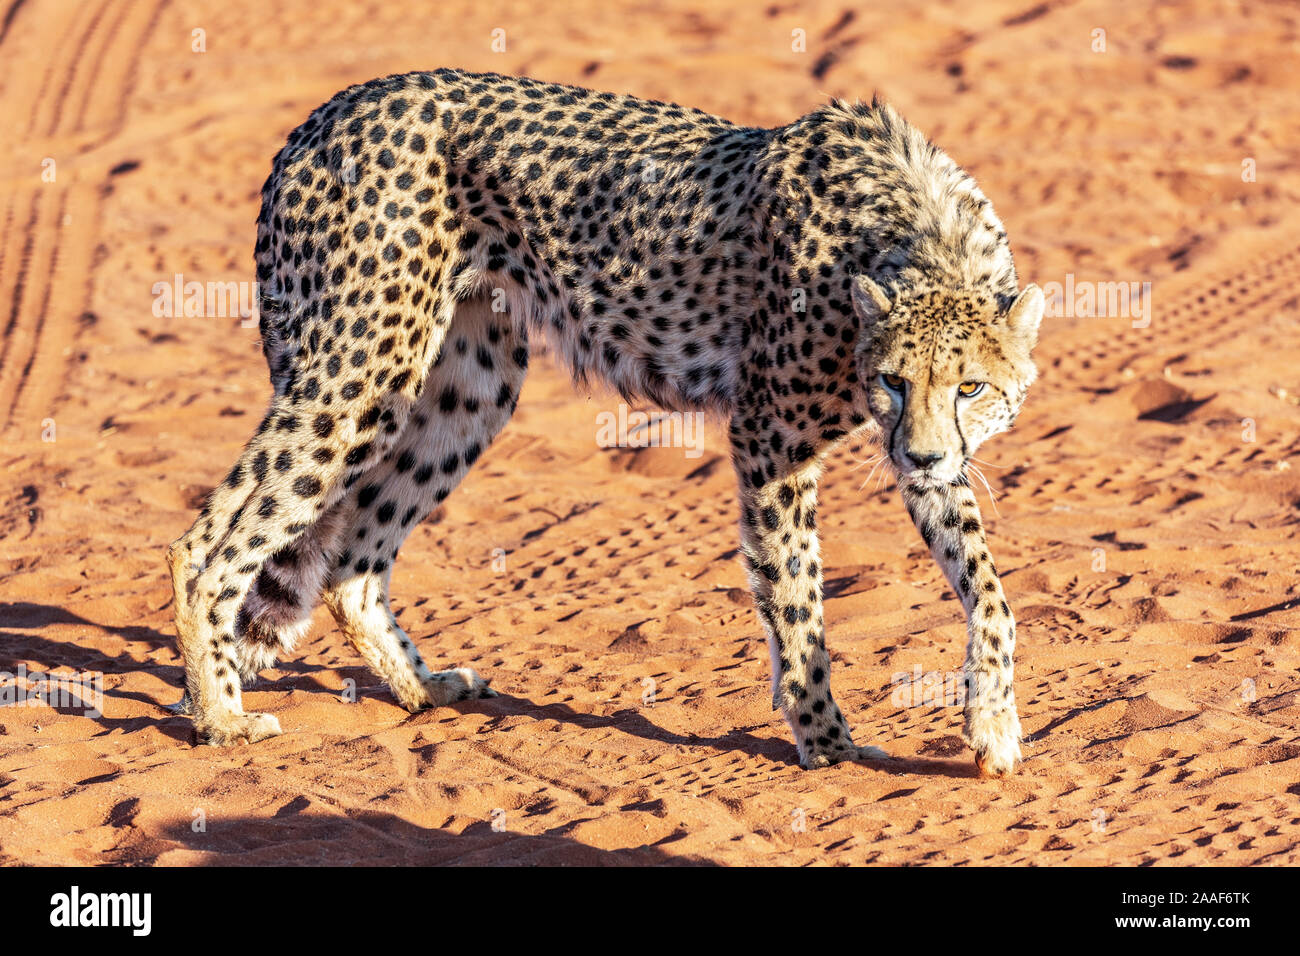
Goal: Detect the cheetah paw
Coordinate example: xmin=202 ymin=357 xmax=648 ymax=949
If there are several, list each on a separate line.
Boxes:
xmin=803 ymin=743 xmax=890 ymax=769
xmin=421 ymin=667 xmax=496 ymax=707
xmin=965 ymin=705 xmax=1022 ymax=777
xmin=197 ymin=711 xmax=282 ymax=746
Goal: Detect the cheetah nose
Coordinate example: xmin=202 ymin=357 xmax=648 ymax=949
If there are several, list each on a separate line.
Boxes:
xmin=906 ymin=450 xmax=943 ymax=469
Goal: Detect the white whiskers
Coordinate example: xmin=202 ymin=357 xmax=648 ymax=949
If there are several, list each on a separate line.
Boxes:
xmin=848 ymin=448 xmax=893 ymax=495
xmin=966 ymin=461 xmax=1001 ymax=516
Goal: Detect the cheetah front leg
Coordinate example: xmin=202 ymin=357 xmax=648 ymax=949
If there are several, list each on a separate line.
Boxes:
xmin=899 ymin=478 xmax=1021 ymax=776
xmin=733 ymin=453 xmax=887 ymax=768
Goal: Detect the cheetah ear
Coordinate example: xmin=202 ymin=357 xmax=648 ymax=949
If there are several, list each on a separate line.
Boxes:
xmin=1005 ymin=284 xmax=1044 ymax=348
xmin=850 ymin=275 xmax=892 ymax=325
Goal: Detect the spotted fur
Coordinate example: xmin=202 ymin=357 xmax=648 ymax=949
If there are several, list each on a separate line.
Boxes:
xmin=167 ymin=68 xmax=1043 ymax=775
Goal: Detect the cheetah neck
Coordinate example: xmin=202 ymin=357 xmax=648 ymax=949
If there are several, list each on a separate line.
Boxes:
xmin=762 ymin=100 xmax=1020 ymax=308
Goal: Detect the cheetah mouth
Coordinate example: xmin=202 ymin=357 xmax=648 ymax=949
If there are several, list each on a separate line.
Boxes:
xmin=888 ymin=450 xmax=964 ymax=486
xmin=896 ymin=466 xmax=958 ymax=491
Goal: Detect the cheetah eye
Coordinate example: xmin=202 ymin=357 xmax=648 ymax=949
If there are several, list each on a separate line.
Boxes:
xmin=957 ymin=382 xmax=986 ymax=398
xmin=881 ymin=373 xmax=905 ymax=392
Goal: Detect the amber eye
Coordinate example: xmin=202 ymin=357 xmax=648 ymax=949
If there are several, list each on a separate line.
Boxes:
xmin=957 ymin=382 xmax=986 ymax=398
xmin=881 ymin=373 xmax=905 ymax=391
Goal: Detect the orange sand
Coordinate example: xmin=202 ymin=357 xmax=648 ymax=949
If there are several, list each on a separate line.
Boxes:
xmin=1 ymin=0 xmax=1298 ymax=865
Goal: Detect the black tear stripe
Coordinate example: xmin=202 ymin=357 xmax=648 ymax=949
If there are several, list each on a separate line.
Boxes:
xmin=953 ymin=395 xmax=968 ymax=459
xmin=888 ymin=397 xmax=904 ymax=464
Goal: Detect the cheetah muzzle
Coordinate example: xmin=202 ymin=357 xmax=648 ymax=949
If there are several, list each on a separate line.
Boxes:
xmin=167 ymin=68 xmax=1043 ymax=778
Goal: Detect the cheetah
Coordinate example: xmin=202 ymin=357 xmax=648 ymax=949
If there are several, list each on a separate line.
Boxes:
xmin=167 ymin=67 xmax=1043 ymax=776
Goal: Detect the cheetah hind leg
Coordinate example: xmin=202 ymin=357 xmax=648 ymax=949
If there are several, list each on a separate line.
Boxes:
xmin=171 ymin=377 xmax=418 ymax=745
xmin=322 ymin=569 xmax=499 ymax=712
xmin=322 ymin=292 xmax=526 ymax=712
xmin=235 ymin=504 xmax=351 ymax=684
xmin=168 ymin=503 xmax=349 ymax=716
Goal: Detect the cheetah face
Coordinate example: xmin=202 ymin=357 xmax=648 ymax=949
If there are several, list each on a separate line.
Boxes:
xmin=850 ymin=276 xmax=1043 ymax=487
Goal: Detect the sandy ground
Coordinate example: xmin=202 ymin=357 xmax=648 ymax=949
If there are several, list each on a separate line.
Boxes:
xmin=1 ymin=0 xmax=1298 ymax=866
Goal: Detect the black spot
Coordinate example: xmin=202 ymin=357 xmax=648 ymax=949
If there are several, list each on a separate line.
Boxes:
xmin=292 ymin=475 xmax=323 ymax=497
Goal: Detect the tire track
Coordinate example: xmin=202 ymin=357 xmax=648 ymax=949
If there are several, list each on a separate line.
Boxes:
xmin=74 ymin=0 xmax=129 ymax=132
xmin=1040 ymin=232 xmax=1300 ymax=380
xmin=11 ymin=191 xmax=66 ymax=429
xmin=0 ymin=193 xmax=39 ymax=373
xmin=0 ymin=0 xmax=28 ymax=47
xmin=43 ymin=0 xmax=113 ymax=137
xmin=0 ymin=192 xmax=45 ymax=436
xmin=21 ymin=0 xmax=89 ymax=139
xmin=0 ymin=0 xmax=169 ymax=435
xmin=0 ymin=0 xmax=91 ymax=434
xmin=0 ymin=199 xmax=15 ymax=284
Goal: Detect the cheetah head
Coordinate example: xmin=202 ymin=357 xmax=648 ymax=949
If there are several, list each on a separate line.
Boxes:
xmin=850 ymin=276 xmax=1044 ymax=488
